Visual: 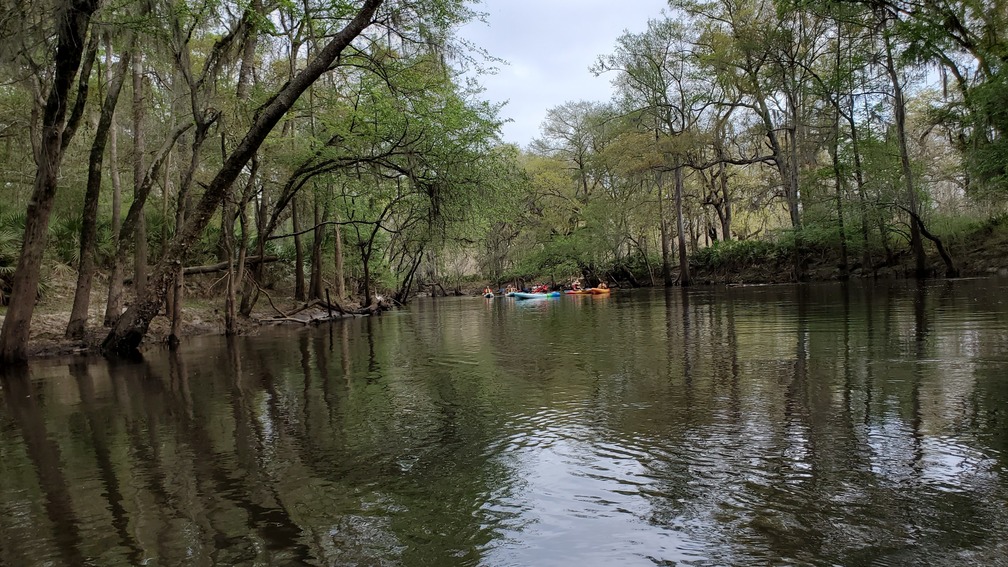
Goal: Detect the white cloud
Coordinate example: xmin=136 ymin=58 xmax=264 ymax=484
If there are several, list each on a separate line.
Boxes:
xmin=459 ymin=0 xmax=668 ymax=148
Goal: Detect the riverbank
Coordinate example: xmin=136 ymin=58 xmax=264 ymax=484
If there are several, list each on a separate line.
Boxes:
xmin=6 ymin=215 xmax=1008 ymax=360
xmin=686 ymin=214 xmax=1008 ymax=285
xmin=0 ymin=276 xmax=372 ymax=360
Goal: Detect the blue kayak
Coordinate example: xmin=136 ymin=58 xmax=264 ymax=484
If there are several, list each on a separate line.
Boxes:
xmin=512 ymin=291 xmax=561 ymax=299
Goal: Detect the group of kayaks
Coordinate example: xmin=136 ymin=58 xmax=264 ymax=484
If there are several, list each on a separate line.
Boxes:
xmin=486 ymin=288 xmax=611 ymax=300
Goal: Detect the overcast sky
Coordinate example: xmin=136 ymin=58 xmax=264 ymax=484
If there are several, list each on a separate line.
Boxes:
xmin=458 ymin=1 xmax=669 ymax=148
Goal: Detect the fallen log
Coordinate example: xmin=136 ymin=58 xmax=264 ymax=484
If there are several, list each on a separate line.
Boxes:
xmin=121 ymin=255 xmax=281 ymax=284
xmin=262 ymin=297 xmax=376 ymax=325
xmin=183 ymin=255 xmax=280 ymax=276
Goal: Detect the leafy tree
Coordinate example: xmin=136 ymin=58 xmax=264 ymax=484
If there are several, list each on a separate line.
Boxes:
xmin=0 ymin=0 xmax=100 ymax=363
xmin=101 ymin=0 xmax=386 ymax=355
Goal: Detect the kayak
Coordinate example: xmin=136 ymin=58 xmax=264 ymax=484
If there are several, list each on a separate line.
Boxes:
xmin=565 ymin=288 xmax=610 ymax=295
xmin=512 ymin=291 xmax=561 ymax=299
xmin=483 ymin=292 xmax=494 ymax=298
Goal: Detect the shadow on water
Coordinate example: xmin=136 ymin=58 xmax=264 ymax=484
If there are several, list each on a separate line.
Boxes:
xmin=69 ymin=360 xmax=145 ymax=565
xmin=1 ymin=368 xmax=85 ymax=567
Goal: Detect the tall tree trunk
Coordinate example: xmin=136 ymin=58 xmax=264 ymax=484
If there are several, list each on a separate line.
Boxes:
xmin=105 ymin=123 xmax=193 ymax=322
xmin=674 ymin=165 xmax=691 ymax=286
xmin=753 ymin=85 xmax=802 ymax=280
xmin=830 ymin=93 xmax=849 ymax=280
xmin=105 ymin=42 xmax=126 ymax=326
xmin=161 ymin=153 xmax=172 ymax=248
xmin=226 ymin=159 xmax=259 ymax=335
xmin=240 ymin=151 xmax=269 ymax=316
xmin=361 ymin=246 xmax=372 ymax=308
xmin=882 ymin=17 xmax=926 ymax=277
xmin=334 ymin=212 xmax=345 ymax=299
xmin=786 ymin=125 xmax=805 ymax=282
xmin=657 ymin=172 xmax=673 ymax=286
xmin=830 ymin=142 xmax=849 ymax=279
xmin=846 ymin=99 xmax=871 ymax=272
xmin=718 ymin=158 xmax=732 ymax=241
xmin=293 ymin=194 xmax=305 ymax=300
xmin=66 ymin=47 xmax=133 ymax=339
xmin=0 ymin=0 xmax=100 ymax=363
xmin=167 ymin=260 xmax=184 ymax=348
xmin=786 ymin=127 xmax=802 ymax=230
xmin=132 ymin=52 xmax=148 ymax=292
xmin=225 ymin=210 xmax=246 ymax=335
xmin=106 ymin=89 xmax=190 ymax=327
xmin=754 ymin=92 xmax=798 ymax=229
xmin=310 ymin=191 xmax=324 ymax=299
xmin=167 ymin=99 xmax=208 ymax=347
xmin=103 ymin=0 xmax=385 ymax=356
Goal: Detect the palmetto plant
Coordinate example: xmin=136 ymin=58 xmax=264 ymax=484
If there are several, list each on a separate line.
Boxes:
xmin=49 ymin=213 xmax=83 ymax=266
xmin=0 ymin=212 xmax=25 ymax=305
xmin=0 ymin=211 xmax=79 ymax=305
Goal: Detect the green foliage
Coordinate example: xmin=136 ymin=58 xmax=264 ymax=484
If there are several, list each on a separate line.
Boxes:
xmin=49 ymin=214 xmax=82 ymax=266
xmin=0 ymin=210 xmax=61 ymax=303
xmin=961 ymin=72 xmax=1008 ymax=196
xmin=925 ymin=213 xmax=987 ymax=248
xmin=509 ymin=230 xmax=599 ymax=282
xmin=691 ymin=238 xmax=782 ymax=270
xmin=0 ymin=212 xmax=23 ymax=304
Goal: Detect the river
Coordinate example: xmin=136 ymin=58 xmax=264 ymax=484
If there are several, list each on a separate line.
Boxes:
xmin=2 ymin=279 xmax=1007 ymax=566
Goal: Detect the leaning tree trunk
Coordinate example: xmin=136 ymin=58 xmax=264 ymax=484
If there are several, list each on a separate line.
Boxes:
xmin=66 ymin=47 xmax=133 ymax=339
xmin=0 ymin=0 xmax=100 ymax=363
xmin=102 ymin=0 xmax=385 ymax=356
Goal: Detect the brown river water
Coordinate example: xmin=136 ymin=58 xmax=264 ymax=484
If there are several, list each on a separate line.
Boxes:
xmin=1 ymin=279 xmax=1007 ymax=566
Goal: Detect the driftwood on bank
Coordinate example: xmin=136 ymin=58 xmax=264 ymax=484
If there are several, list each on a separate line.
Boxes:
xmin=262 ymin=297 xmax=388 ymax=325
